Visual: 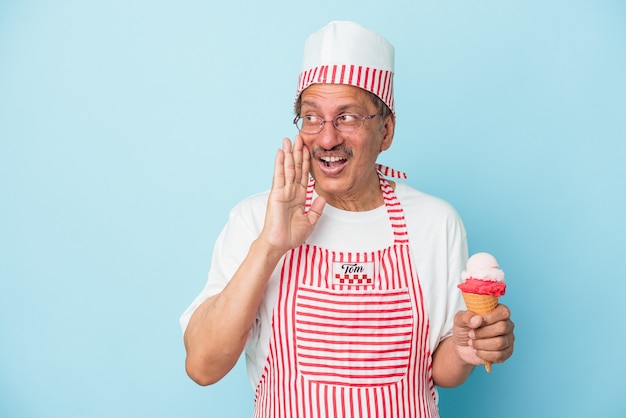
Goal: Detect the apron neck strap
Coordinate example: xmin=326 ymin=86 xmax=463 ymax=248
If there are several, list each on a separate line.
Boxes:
xmin=375 ymin=164 xmax=407 ymax=179
xmin=304 ymin=165 xmax=409 ymax=244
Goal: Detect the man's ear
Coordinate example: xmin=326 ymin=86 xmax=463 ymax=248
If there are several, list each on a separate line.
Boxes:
xmin=380 ymin=113 xmax=395 ymax=152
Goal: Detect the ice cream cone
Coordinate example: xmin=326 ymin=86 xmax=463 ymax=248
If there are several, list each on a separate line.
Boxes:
xmin=459 ymin=252 xmax=507 ymax=373
xmin=461 ymin=292 xmax=499 ymax=373
xmin=461 ymin=292 xmax=498 ymax=315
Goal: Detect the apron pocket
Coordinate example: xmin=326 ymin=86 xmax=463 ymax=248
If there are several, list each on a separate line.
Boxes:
xmin=294 ymin=285 xmax=414 ymax=387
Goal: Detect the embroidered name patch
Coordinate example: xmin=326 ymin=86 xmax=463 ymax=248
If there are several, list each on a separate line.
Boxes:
xmin=332 ymin=262 xmax=375 ymax=286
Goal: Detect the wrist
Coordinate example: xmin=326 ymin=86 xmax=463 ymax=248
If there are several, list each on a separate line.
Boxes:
xmin=432 ymin=337 xmax=475 ymax=388
xmin=250 ymin=237 xmax=288 ymax=264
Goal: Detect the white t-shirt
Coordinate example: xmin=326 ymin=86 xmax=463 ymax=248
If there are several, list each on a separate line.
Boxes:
xmin=180 ymin=182 xmax=468 ymax=389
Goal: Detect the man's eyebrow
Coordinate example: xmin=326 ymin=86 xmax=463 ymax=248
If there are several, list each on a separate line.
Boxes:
xmin=300 ymin=99 xmax=320 ymax=109
xmin=300 ymin=100 xmax=362 ymax=113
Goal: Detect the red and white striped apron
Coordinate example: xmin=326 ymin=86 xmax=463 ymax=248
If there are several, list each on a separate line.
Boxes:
xmin=254 ymin=169 xmax=438 ymax=418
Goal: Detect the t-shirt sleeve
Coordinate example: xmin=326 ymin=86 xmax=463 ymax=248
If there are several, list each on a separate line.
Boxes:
xmin=438 ymin=211 xmax=469 ymax=344
xmin=179 ymin=193 xmax=267 ymax=333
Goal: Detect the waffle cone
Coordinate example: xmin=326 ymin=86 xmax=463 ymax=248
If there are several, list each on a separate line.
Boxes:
xmin=461 ymin=292 xmax=499 ymax=373
xmin=461 ymin=292 xmax=499 ymax=315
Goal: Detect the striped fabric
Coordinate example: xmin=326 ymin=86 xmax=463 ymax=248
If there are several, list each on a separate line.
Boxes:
xmin=296 ymin=64 xmax=395 ymax=114
xmin=375 ymin=163 xmax=408 ymax=180
xmin=253 ymin=174 xmax=438 ymax=418
xmin=295 ymin=287 xmax=413 ymax=386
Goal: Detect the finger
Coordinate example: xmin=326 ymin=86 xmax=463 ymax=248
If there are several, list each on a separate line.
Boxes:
xmin=472 ymin=318 xmax=515 ymax=341
xmin=272 ymin=147 xmax=285 ymax=188
xmin=301 ymin=144 xmax=311 ymax=186
xmin=452 ymin=310 xmax=483 ymax=348
xmin=454 ymin=310 xmax=483 ymax=330
xmin=307 ymin=196 xmax=326 ymax=225
xmin=481 ymin=304 xmax=511 ymax=325
xmin=282 ymin=138 xmax=296 ymax=184
xmin=282 ymin=137 xmax=293 ymax=153
xmin=472 ymin=333 xmax=515 ymax=364
xmin=292 ymin=135 xmax=304 ymax=185
xmin=471 ymin=328 xmax=515 ymax=351
xmin=472 ymin=305 xmax=513 ymax=339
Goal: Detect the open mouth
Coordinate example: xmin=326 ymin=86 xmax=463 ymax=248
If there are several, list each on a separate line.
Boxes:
xmin=320 ymin=156 xmax=346 ymax=167
xmin=317 ymin=155 xmax=348 ymax=175
xmin=312 ymin=146 xmax=352 ymax=175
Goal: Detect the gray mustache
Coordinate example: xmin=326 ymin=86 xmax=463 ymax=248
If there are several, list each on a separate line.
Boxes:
xmin=311 ymin=145 xmax=353 ymax=158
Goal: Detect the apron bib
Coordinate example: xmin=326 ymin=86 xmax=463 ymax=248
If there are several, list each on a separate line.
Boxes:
xmin=254 ymin=171 xmax=438 ymax=418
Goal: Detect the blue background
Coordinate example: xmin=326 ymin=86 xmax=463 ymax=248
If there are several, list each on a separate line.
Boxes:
xmin=1 ymin=1 xmax=625 ymax=417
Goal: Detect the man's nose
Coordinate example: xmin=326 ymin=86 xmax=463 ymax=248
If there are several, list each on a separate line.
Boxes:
xmin=316 ymin=121 xmax=343 ymax=149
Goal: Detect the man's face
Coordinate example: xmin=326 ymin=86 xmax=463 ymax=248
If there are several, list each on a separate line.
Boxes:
xmin=298 ymin=84 xmax=395 ymax=209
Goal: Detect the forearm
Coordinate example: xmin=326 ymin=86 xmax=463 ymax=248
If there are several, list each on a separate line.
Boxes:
xmin=183 ymin=239 xmax=284 ymax=386
xmin=431 ymin=336 xmax=475 ymax=388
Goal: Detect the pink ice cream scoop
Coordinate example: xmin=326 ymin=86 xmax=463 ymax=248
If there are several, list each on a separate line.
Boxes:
xmin=458 ymin=252 xmax=506 ymax=297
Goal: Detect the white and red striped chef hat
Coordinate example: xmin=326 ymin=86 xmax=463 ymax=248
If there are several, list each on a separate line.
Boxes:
xmin=295 ymin=21 xmax=395 ymax=114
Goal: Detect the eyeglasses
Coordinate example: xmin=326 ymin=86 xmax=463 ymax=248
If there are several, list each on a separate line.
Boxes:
xmin=293 ymin=113 xmax=380 ymax=134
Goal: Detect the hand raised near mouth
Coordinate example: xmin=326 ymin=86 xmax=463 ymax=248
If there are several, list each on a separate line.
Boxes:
xmin=258 ymin=136 xmax=327 ymax=257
